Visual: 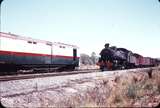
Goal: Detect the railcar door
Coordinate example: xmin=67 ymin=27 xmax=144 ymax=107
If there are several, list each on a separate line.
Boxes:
xmin=44 ymin=42 xmax=52 ymax=65
xmin=73 ymin=49 xmax=77 ymax=61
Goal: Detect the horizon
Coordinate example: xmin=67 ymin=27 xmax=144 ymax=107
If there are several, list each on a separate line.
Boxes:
xmin=1 ymin=0 xmax=160 ymax=58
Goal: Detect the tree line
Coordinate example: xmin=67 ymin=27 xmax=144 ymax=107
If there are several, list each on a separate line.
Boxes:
xmin=80 ymin=52 xmax=99 ymax=65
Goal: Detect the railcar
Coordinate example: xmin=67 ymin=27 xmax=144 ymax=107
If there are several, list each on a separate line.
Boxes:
xmin=0 ymin=32 xmax=79 ymax=74
xmin=127 ymin=52 xmax=137 ymax=68
xmin=143 ymin=57 xmax=151 ymax=67
xmin=133 ymin=53 xmax=142 ymax=67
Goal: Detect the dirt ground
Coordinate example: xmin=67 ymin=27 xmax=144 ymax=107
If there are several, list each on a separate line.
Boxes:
xmin=1 ymin=67 xmax=160 ymax=107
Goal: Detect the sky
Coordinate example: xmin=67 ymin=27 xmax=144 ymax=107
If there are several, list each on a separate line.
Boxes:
xmin=1 ymin=0 xmax=160 ymax=58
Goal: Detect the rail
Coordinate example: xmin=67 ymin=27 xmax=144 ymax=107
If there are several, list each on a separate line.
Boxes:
xmin=0 ymin=69 xmax=100 ymax=82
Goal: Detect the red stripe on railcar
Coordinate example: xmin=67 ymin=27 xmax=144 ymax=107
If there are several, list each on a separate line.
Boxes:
xmin=0 ymin=50 xmax=79 ymax=59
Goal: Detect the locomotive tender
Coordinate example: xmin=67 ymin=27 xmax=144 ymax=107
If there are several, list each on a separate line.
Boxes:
xmin=98 ymin=44 xmax=159 ymax=71
xmin=0 ymin=32 xmax=79 ymax=74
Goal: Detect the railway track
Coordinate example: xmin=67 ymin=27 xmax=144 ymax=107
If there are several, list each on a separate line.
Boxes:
xmin=0 ymin=69 xmax=100 ymax=82
xmin=1 ymin=66 xmax=158 ymax=82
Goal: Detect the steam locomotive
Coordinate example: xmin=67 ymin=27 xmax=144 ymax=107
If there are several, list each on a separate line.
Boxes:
xmin=0 ymin=32 xmax=80 ymax=75
xmin=97 ymin=44 xmax=159 ymax=71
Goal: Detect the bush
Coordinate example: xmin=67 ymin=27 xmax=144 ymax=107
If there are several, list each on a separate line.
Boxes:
xmin=80 ymin=54 xmax=93 ymax=65
xmin=80 ymin=53 xmax=99 ymax=65
xmin=156 ymin=79 xmax=160 ymax=93
xmin=143 ymin=83 xmax=153 ymax=90
xmin=126 ymin=84 xmax=137 ymax=99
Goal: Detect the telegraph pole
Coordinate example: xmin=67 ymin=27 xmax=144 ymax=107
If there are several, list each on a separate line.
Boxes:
xmin=0 ymin=0 xmax=3 ymax=33
xmin=0 ymin=0 xmax=3 ymax=49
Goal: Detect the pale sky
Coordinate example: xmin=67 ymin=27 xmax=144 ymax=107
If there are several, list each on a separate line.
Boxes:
xmin=1 ymin=0 xmax=160 ymax=58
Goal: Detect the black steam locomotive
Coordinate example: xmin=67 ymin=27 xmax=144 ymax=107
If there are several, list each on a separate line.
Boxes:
xmin=97 ymin=43 xmax=159 ymax=71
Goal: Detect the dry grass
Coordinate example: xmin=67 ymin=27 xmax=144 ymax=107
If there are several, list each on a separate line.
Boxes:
xmin=2 ymin=67 xmax=160 ymax=107
xmin=64 ymin=68 xmax=160 ymax=107
xmin=34 ymin=68 xmax=160 ymax=107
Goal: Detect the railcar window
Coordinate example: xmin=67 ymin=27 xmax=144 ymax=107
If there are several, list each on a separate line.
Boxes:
xmin=46 ymin=43 xmax=52 ymax=46
xmin=27 ymin=41 xmax=32 ymax=44
xmin=33 ymin=42 xmax=37 ymax=44
xmin=59 ymin=46 xmax=65 ymax=48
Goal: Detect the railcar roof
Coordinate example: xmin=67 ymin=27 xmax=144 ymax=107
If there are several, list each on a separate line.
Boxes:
xmin=133 ymin=53 xmax=143 ymax=57
xmin=117 ymin=48 xmax=130 ymax=53
xmin=0 ymin=32 xmax=79 ymax=48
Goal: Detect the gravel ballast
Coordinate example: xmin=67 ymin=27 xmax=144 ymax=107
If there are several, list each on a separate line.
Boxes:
xmin=0 ymin=67 xmax=160 ymax=107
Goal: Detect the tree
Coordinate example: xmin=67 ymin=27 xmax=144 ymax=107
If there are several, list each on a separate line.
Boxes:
xmin=90 ymin=52 xmax=99 ymax=65
xmin=80 ymin=53 xmax=93 ymax=65
xmin=80 ymin=52 xmax=99 ymax=65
